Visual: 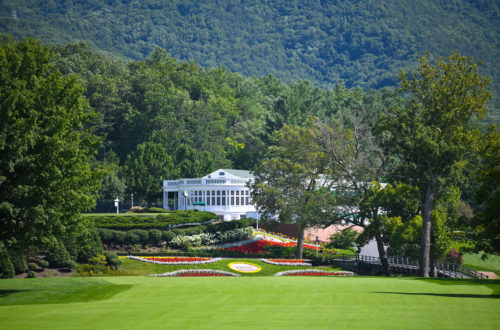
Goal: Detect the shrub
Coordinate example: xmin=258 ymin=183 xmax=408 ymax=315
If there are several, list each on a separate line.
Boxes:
xmin=114 ymin=231 xmax=127 ymax=245
xmin=45 ymin=241 xmax=71 ymax=268
xmin=77 ymin=227 xmax=104 ymax=263
xmin=162 ymin=231 xmax=176 ymax=243
xmin=104 ymin=252 xmax=122 ymax=269
xmin=10 ymin=251 xmax=27 ymax=274
xmin=130 ymin=206 xmax=145 ymax=213
xmin=98 ymin=228 xmax=115 ymax=244
xmin=149 ymin=229 xmax=162 ymax=244
xmin=38 ymin=260 xmax=49 ymax=269
xmin=28 ymin=262 xmax=39 ymax=271
xmin=131 ymin=229 xmax=149 ymax=245
xmin=0 ymin=244 xmax=14 ymax=279
xmin=125 ymin=231 xmax=140 ymax=245
xmin=61 ymin=260 xmax=77 ymax=270
xmin=145 ymin=207 xmax=169 ymax=213
xmin=445 ymin=247 xmax=463 ymax=265
xmin=328 ymin=228 xmax=359 ymax=249
xmin=27 ymin=270 xmax=37 ymax=278
xmin=263 ymin=245 xmax=296 ymax=258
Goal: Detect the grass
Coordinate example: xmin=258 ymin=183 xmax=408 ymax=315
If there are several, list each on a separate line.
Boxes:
xmin=463 ymin=253 xmax=500 ymax=276
xmin=0 ymin=276 xmax=498 ymax=329
xmin=113 ymin=258 xmax=343 ymax=276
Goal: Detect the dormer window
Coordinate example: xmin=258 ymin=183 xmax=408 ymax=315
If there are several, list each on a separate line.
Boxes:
xmin=219 ymin=172 xmax=225 ymax=176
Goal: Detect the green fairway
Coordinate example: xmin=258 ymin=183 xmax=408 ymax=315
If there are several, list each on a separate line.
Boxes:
xmin=0 ymin=277 xmax=498 ymax=329
xmin=463 ymin=253 xmax=500 ymax=276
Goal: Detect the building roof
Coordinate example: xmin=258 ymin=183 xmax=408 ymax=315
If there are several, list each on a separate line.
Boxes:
xmin=220 ymin=169 xmax=253 ymax=179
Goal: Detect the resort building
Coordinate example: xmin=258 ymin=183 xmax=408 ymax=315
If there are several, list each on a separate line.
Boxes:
xmin=162 ymin=169 xmax=260 ymax=221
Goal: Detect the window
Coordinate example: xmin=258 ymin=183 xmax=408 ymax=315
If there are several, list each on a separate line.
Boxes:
xmin=231 ymin=196 xmax=234 ymax=205
xmin=219 ymin=172 xmax=225 ymax=176
xmin=236 ymin=196 xmax=239 ymax=206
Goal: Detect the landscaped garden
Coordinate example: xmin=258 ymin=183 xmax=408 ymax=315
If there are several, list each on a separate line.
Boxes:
xmin=0 ymin=276 xmax=498 ymax=329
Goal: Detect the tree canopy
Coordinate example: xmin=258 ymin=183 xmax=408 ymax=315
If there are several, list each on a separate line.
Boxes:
xmin=0 ymin=37 xmax=103 ymax=257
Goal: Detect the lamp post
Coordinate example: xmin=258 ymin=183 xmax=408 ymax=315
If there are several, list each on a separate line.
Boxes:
xmin=316 ymin=236 xmax=319 ymax=255
xmin=183 ymin=191 xmax=188 ymax=214
xmin=114 ymin=198 xmax=120 ymax=214
xmin=131 ymin=193 xmax=134 ymax=208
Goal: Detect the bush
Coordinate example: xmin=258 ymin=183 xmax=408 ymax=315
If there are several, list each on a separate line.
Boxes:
xmin=125 ymin=231 xmax=140 ymax=245
xmin=77 ymin=227 xmax=104 ymax=263
xmin=104 ymin=252 xmax=122 ymax=269
xmin=27 ymin=270 xmax=37 ymax=278
xmin=28 ymin=262 xmax=39 ymax=271
xmin=130 ymin=229 xmax=149 ymax=245
xmin=90 ymin=211 xmax=218 ymax=230
xmin=328 ymin=228 xmax=359 ymax=249
xmin=445 ymin=247 xmax=463 ymax=265
xmin=0 ymin=244 xmax=14 ymax=279
xmin=149 ymin=229 xmax=162 ymax=244
xmin=162 ymin=231 xmax=176 ymax=243
xmin=264 ymin=245 xmax=295 ymax=258
xmin=10 ymin=251 xmax=27 ymax=274
xmin=145 ymin=207 xmax=169 ymax=213
xmin=61 ymin=259 xmax=77 ymax=270
xmin=45 ymin=241 xmax=71 ymax=268
xmin=114 ymin=231 xmax=127 ymax=245
xmin=38 ymin=260 xmax=49 ymax=269
xmin=98 ymin=228 xmax=115 ymax=244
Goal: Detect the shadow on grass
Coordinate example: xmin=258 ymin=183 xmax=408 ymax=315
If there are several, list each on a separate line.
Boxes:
xmin=0 ymin=290 xmax=28 ymax=297
xmin=374 ymin=291 xmax=500 ymax=299
xmin=0 ymin=284 xmax=133 ymax=306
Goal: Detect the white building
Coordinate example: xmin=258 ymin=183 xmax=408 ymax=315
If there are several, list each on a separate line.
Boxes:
xmin=162 ymin=169 xmax=260 ymax=221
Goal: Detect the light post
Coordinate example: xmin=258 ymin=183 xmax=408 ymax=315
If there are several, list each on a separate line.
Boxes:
xmin=114 ymin=198 xmax=120 ymax=214
xmin=183 ymin=191 xmax=188 ymax=214
xmin=316 ymin=236 xmax=319 ymax=255
xmin=131 ymin=193 xmax=134 ymax=208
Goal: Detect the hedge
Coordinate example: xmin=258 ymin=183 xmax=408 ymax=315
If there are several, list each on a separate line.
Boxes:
xmin=91 ymin=211 xmax=218 ymax=230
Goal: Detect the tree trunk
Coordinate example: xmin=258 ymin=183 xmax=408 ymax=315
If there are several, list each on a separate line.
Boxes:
xmin=296 ymin=226 xmax=305 ymax=259
xmin=429 ymin=245 xmax=438 ymax=278
xmin=419 ymin=179 xmax=435 ymax=277
xmin=375 ymin=231 xmax=391 ymax=277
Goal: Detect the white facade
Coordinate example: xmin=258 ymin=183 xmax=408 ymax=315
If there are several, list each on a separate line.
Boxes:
xmin=163 ymin=169 xmax=259 ymax=221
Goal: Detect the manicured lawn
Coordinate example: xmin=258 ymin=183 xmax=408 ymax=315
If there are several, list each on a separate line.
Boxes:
xmin=463 ymin=253 xmax=500 ymax=276
xmin=0 ymin=277 xmax=498 ymax=329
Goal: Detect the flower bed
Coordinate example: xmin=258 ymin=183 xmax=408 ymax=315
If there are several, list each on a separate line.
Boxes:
xmin=127 ymin=256 xmax=221 ymax=265
xmin=261 ymin=259 xmax=312 ymax=266
xmin=274 ymin=269 xmax=354 ymax=276
xmin=151 ymin=269 xmax=240 ymax=277
xmin=222 ymin=238 xmax=317 ymax=254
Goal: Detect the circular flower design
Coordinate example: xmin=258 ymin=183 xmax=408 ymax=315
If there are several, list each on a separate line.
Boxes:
xmin=228 ymin=262 xmax=262 ymax=273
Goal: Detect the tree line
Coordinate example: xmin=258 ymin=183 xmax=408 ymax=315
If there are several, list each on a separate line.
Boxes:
xmin=0 ymin=37 xmax=498 ymax=278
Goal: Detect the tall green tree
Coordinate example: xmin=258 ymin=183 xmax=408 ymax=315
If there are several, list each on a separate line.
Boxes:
xmin=376 ymin=52 xmax=491 ymax=277
xmin=123 ymin=142 xmax=178 ymax=205
xmin=472 ymin=126 xmax=500 ymax=255
xmin=250 ymin=120 xmax=337 ymax=258
xmin=0 ymin=37 xmax=103 ymax=259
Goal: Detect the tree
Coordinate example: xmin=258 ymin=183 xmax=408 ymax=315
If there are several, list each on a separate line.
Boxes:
xmin=123 ymin=142 xmax=178 ymax=205
xmin=0 ymin=37 xmax=104 ymax=260
xmin=175 ymin=144 xmax=214 ymax=178
xmin=250 ymin=120 xmax=337 ymax=258
xmin=472 ymin=126 xmax=500 ymax=255
xmin=317 ymin=110 xmax=395 ymax=275
xmin=376 ymin=52 xmax=491 ymax=277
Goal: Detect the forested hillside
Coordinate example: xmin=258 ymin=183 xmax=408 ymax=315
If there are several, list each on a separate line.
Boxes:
xmin=0 ymin=0 xmax=499 ymax=122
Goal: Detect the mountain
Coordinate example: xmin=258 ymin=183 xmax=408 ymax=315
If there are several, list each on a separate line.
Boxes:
xmin=1 ymin=0 xmax=499 ymax=121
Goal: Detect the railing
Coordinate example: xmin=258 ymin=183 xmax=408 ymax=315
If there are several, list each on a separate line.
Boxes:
xmin=333 ymin=254 xmax=489 ymax=279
